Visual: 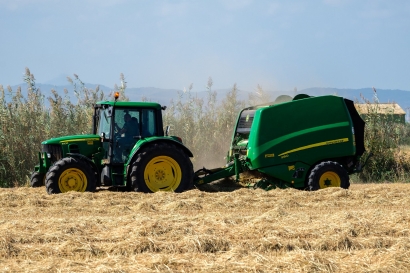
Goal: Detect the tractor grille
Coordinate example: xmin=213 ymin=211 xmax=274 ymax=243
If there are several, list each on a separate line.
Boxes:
xmin=42 ymin=144 xmax=63 ymax=163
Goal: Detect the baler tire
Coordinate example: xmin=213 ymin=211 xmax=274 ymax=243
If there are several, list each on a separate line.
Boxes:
xmin=308 ymin=161 xmax=350 ymax=191
xmin=45 ymin=157 xmax=96 ymax=194
xmin=130 ymin=142 xmax=194 ymax=193
xmin=30 ymin=172 xmax=45 ymax=187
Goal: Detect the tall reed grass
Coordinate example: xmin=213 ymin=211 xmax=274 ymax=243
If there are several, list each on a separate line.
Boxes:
xmin=163 ymin=78 xmax=246 ymax=169
xmin=0 ymin=69 xmax=108 ymax=187
xmin=357 ymin=97 xmax=410 ymax=182
xmin=0 ymin=70 xmax=409 ymax=187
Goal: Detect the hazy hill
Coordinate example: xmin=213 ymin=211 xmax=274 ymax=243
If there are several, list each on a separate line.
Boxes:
xmin=113 ymin=87 xmax=410 ymax=111
xmin=8 ymin=83 xmax=251 ymax=107
xmin=301 ymin=87 xmax=410 ymax=108
xmin=7 ymin=83 xmax=410 ymax=114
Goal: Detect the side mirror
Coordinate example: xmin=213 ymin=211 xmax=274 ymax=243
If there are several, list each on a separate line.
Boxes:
xmin=100 ymin=132 xmax=109 ymax=142
xmin=107 ymin=106 xmax=113 ymax=117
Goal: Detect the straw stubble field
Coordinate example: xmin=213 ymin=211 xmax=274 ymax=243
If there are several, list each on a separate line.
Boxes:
xmin=0 ymin=182 xmax=410 ymax=272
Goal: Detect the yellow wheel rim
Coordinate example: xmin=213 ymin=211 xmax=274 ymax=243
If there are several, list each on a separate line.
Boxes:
xmin=58 ymin=168 xmax=88 ymax=192
xmin=319 ymin=171 xmax=341 ymax=188
xmin=144 ymin=156 xmax=182 ymax=192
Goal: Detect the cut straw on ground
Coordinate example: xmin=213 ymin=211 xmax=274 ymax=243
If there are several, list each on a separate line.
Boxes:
xmin=1 ymin=183 xmax=410 ymax=272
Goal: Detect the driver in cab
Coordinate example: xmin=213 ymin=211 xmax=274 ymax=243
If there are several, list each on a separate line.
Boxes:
xmin=116 ymin=113 xmax=139 ymax=137
xmin=118 ymin=113 xmax=132 ymax=137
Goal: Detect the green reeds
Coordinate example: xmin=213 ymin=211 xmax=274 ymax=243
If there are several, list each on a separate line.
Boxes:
xmin=1 ymin=70 xmax=409 ymax=187
xmin=357 ymin=97 xmax=410 ymax=182
xmin=163 ymin=78 xmax=245 ymax=169
xmin=0 ymin=69 xmax=109 ymax=186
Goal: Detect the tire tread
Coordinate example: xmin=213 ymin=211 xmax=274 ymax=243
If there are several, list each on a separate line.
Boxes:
xmin=130 ymin=142 xmax=194 ymax=193
xmin=308 ymin=161 xmax=350 ymax=191
xmin=45 ymin=157 xmax=96 ymax=194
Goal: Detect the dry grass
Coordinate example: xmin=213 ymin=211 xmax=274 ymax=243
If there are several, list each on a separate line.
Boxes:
xmin=1 ymin=183 xmax=410 ymax=272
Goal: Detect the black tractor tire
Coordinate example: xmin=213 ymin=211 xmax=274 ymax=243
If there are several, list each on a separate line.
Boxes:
xmin=308 ymin=161 xmax=350 ymax=191
xmin=30 ymin=172 xmax=45 ymax=187
xmin=130 ymin=142 xmax=194 ymax=193
xmin=45 ymin=157 xmax=96 ymax=194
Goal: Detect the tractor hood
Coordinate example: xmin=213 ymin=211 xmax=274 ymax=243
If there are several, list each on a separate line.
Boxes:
xmin=42 ymin=134 xmax=100 ymax=145
xmin=41 ymin=134 xmax=102 ymax=163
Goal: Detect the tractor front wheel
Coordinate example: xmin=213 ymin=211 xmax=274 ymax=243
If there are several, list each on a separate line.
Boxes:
xmin=30 ymin=172 xmax=45 ymax=187
xmin=45 ymin=157 xmax=96 ymax=194
xmin=130 ymin=143 xmax=194 ymax=193
xmin=308 ymin=161 xmax=350 ymax=191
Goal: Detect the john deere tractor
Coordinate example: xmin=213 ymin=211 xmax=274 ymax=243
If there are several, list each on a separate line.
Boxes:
xmin=31 ymin=93 xmax=194 ymax=194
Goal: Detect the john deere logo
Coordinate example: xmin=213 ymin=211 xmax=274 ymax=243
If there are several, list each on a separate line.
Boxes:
xmin=246 ymin=114 xmax=250 ymax=122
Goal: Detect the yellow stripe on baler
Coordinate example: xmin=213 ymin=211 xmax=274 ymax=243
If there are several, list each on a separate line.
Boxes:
xmin=278 ymin=138 xmax=349 ymax=157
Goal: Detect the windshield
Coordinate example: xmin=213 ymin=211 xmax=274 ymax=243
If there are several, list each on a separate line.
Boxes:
xmin=97 ymin=108 xmax=112 ymax=138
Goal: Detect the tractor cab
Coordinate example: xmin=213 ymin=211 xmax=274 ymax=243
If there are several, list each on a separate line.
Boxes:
xmin=93 ymin=101 xmax=165 ymax=186
xmin=94 ymin=104 xmax=161 ymax=163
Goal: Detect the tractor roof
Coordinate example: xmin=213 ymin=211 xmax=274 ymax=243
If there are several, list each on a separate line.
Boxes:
xmin=95 ymin=101 xmax=162 ymax=109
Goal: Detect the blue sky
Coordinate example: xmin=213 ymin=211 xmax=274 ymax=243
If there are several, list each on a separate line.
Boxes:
xmin=0 ymin=0 xmax=409 ymax=92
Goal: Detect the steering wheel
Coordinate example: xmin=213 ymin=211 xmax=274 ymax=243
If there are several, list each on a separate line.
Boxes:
xmin=115 ymin=122 xmax=123 ymax=133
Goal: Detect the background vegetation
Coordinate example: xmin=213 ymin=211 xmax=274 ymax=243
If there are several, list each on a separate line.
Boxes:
xmin=356 ymin=98 xmax=410 ymax=182
xmin=0 ymin=69 xmax=409 ymax=187
xmin=0 ymin=69 xmax=121 ymax=187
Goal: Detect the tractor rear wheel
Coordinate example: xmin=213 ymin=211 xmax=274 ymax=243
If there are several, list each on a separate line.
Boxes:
xmin=30 ymin=172 xmax=45 ymax=187
xmin=45 ymin=157 xmax=96 ymax=194
xmin=130 ymin=142 xmax=194 ymax=193
xmin=308 ymin=161 xmax=350 ymax=191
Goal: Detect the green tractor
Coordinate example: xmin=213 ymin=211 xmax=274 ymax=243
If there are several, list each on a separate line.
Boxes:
xmin=194 ymin=94 xmax=367 ymax=190
xmin=31 ymin=94 xmax=194 ymax=194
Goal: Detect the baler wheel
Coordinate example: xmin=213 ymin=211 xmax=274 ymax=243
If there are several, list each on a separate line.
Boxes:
xmin=130 ymin=142 xmax=193 ymax=193
xmin=45 ymin=157 xmax=96 ymax=194
xmin=30 ymin=172 xmax=45 ymax=187
xmin=308 ymin=161 xmax=350 ymax=191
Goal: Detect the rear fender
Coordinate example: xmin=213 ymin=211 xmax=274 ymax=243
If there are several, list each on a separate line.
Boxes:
xmin=126 ymin=137 xmax=193 ymax=168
